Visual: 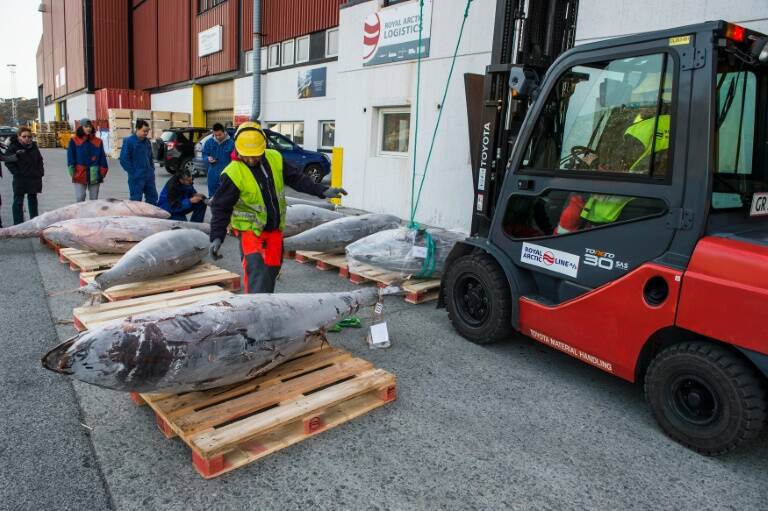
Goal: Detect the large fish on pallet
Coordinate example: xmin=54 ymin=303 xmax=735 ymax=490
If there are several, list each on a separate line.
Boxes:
xmin=81 ymin=229 xmax=209 ymax=293
xmin=285 ymin=196 xmax=336 ymax=210
xmin=346 ymin=227 xmax=465 ymax=278
xmin=43 ymin=216 xmax=210 ymax=254
xmin=0 ymin=198 xmax=170 ymax=239
xmin=283 ymin=204 xmax=343 ymax=237
xmin=283 ymin=213 xmax=401 ymax=254
xmin=42 ymin=286 xmax=397 ymax=393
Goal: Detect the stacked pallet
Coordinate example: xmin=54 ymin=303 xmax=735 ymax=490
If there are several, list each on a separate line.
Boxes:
xmin=171 ymin=112 xmax=191 ymax=128
xmin=108 ymin=108 xmax=134 ymax=158
xmin=35 ymin=121 xmax=71 ymax=148
xmin=151 ymin=111 xmax=172 ymax=140
xmin=35 ymin=132 xmax=58 ymax=148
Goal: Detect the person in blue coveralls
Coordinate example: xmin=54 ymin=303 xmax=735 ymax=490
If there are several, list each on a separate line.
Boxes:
xmin=119 ymin=119 xmax=158 ymax=204
xmin=201 ymin=122 xmax=234 ymax=199
xmin=157 ymin=169 xmax=207 ymax=222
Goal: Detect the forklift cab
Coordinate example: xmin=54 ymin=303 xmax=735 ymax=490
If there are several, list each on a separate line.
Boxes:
xmin=444 ymin=21 xmax=768 ymax=455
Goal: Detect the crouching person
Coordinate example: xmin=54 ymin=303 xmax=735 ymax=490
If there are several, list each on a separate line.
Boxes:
xmin=157 ymin=170 xmax=207 ymax=222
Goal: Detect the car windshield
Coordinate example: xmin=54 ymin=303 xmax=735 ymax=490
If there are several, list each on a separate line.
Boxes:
xmin=160 ymin=131 xmax=175 ymax=142
xmin=267 ymin=131 xmax=295 ymax=151
xmin=711 ymin=44 xmax=768 ymax=212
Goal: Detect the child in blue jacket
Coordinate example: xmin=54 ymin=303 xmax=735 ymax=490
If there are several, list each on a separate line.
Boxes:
xmin=157 ymin=170 xmax=207 ymax=222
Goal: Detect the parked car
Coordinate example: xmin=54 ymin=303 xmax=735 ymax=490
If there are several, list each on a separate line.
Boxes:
xmin=0 ymin=126 xmax=17 ymax=147
xmin=152 ymin=127 xmax=210 ymax=175
xmin=193 ymin=128 xmax=331 ymax=183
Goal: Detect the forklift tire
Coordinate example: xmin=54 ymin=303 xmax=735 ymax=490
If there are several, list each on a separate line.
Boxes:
xmin=445 ymin=253 xmax=514 ymax=344
xmin=644 ymin=341 xmax=767 ymax=455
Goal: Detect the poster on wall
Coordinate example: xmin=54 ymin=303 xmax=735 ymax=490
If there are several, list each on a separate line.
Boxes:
xmin=298 ymin=67 xmax=327 ymax=99
xmin=363 ymin=0 xmax=432 ymax=67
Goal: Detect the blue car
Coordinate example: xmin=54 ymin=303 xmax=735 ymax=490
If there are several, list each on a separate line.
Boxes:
xmin=194 ymin=128 xmax=331 ymax=183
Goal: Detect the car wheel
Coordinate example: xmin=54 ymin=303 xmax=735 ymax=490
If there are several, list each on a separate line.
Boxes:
xmin=644 ymin=341 xmax=767 ymax=455
xmin=180 ymin=157 xmax=195 ymax=176
xmin=445 ymin=253 xmax=514 ymax=344
xmin=304 ymin=164 xmax=323 ymax=184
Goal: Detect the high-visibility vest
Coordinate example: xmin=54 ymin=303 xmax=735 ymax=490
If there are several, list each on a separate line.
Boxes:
xmin=221 ymin=149 xmax=286 ymax=235
xmin=580 ymin=114 xmax=670 ymax=224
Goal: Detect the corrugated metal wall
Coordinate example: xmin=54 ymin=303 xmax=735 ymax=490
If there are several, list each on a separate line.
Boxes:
xmin=158 ymin=0 xmax=191 ymax=86
xmin=52 ymin=0 xmax=67 ymax=97
xmin=92 ymin=0 xmax=130 ymax=89
xmin=42 ymin=0 xmax=54 ymax=99
xmin=36 ymin=39 xmax=44 ymax=87
xmin=192 ymin=0 xmax=238 ymax=78
xmin=133 ymin=0 xmax=159 ymax=90
xmin=246 ymin=0 xmax=343 ymax=48
xmin=65 ymin=0 xmax=86 ymax=94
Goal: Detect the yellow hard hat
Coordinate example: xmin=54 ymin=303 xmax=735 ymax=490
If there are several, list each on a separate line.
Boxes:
xmin=234 ymin=122 xmax=267 ymax=157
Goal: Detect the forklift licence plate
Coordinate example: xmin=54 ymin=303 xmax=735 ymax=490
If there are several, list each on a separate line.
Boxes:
xmin=750 ymin=192 xmax=768 ymax=217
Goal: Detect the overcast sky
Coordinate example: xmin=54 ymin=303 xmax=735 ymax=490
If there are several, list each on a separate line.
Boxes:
xmin=0 ymin=1 xmax=42 ymax=99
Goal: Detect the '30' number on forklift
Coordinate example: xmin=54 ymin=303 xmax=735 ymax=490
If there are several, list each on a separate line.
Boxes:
xmin=584 ymin=248 xmax=629 ymax=272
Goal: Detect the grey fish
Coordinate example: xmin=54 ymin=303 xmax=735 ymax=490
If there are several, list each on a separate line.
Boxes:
xmin=283 ymin=213 xmax=401 ymax=254
xmin=346 ymin=227 xmax=465 ymax=278
xmin=0 ymin=198 xmax=170 ymax=239
xmin=42 ymin=286 xmax=398 ymax=393
xmin=43 ymin=216 xmax=210 ymax=254
xmin=83 ymin=229 xmax=210 ymax=292
xmin=284 ymin=204 xmax=343 ymax=237
xmin=286 ymin=196 xmax=336 ymax=210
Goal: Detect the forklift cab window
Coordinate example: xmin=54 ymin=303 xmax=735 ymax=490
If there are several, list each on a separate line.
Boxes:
xmin=522 ymin=53 xmax=673 ymax=178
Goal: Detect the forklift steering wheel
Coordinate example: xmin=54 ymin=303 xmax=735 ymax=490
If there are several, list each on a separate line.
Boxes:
xmin=563 ymin=145 xmax=599 ymax=170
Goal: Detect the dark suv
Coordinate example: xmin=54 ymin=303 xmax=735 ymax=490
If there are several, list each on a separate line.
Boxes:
xmin=153 ymin=128 xmax=210 ymax=175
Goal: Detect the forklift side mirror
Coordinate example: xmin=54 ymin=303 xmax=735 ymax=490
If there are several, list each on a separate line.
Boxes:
xmin=508 ymin=67 xmax=539 ymax=98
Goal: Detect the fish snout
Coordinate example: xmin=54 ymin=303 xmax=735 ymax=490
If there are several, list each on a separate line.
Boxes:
xmin=41 ymin=338 xmax=77 ymax=375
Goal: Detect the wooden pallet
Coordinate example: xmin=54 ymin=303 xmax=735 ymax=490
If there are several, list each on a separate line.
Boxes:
xmin=59 ymin=248 xmax=122 ymax=272
xmin=348 ymin=263 xmax=441 ymax=304
xmin=293 ymin=251 xmax=349 ymax=277
xmin=79 ymin=263 xmax=240 ymax=301
xmin=72 ymin=285 xmax=234 ymax=331
xmin=137 ymin=344 xmax=397 ymax=479
xmin=39 ymin=234 xmax=60 ymax=253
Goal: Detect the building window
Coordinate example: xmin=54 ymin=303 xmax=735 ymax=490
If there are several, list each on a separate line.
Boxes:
xmin=268 ymin=44 xmax=280 ymax=69
xmin=245 ymin=50 xmax=256 ymax=74
xmin=282 ymin=40 xmax=295 ymax=67
xmin=325 ymin=28 xmax=339 ymax=58
xmin=267 ymin=121 xmax=305 ymax=146
xmin=319 ymin=121 xmax=335 ymax=150
xmin=379 ymin=108 xmax=410 ymax=155
xmin=198 ymin=0 xmax=226 ymax=13
xmin=383 ymin=0 xmax=409 ymax=5
xmin=296 ymin=36 xmax=310 ymax=64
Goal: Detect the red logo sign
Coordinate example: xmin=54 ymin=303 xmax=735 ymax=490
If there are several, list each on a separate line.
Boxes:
xmin=363 ymin=13 xmax=381 ymax=60
xmin=543 ymin=251 xmax=555 ymax=265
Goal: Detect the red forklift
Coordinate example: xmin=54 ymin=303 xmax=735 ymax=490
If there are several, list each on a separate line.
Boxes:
xmin=441 ymin=0 xmax=768 ymax=455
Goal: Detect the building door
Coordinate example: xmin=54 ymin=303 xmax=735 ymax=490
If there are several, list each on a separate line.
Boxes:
xmin=202 ymin=81 xmax=233 ymax=127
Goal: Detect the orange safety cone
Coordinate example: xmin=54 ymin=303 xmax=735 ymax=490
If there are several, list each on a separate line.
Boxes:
xmin=555 ymin=194 xmax=586 ymax=234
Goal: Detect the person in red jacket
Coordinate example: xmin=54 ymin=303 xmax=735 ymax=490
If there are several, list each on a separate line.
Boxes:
xmin=67 ymin=118 xmax=108 ymax=202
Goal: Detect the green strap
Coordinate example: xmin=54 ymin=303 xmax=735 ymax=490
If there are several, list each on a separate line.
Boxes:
xmin=415 ymin=229 xmax=436 ymax=279
xmin=409 ymin=0 xmax=474 ymax=226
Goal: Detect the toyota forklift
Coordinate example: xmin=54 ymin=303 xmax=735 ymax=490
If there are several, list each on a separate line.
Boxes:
xmin=441 ymin=0 xmax=768 ymax=455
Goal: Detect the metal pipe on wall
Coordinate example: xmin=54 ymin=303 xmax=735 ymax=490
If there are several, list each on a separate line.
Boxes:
xmin=251 ymin=0 xmax=261 ymax=121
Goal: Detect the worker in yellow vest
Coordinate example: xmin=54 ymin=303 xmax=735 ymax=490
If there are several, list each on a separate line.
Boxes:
xmin=208 ymin=122 xmax=346 ymax=293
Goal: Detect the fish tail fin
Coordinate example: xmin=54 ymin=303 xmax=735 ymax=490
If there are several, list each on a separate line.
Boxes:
xmin=379 ymin=280 xmax=407 ymax=296
xmin=78 ymin=282 xmax=101 ymax=295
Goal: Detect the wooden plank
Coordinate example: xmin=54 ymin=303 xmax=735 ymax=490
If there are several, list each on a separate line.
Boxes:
xmin=192 ymin=368 xmax=395 ymax=457
xmin=59 ymin=248 xmax=122 ymax=271
xmin=174 ymin=357 xmax=373 ymax=436
xmin=79 ymin=263 xmax=240 ymax=301
xmin=73 ymin=286 xmax=232 ymax=330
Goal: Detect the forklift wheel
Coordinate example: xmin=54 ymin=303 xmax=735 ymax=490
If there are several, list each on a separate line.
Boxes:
xmin=644 ymin=341 xmax=767 ymax=455
xmin=445 ymin=253 xmax=514 ymax=344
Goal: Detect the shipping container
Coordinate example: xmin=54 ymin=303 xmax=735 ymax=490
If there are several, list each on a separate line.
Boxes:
xmin=95 ymin=88 xmax=152 ymax=121
xmin=92 ymin=0 xmax=130 ymax=90
xmin=133 ymin=0 xmax=159 ymax=89
xmin=192 ymin=0 xmax=238 ymax=78
xmin=65 ymin=0 xmax=86 ymax=95
xmin=243 ymin=0 xmax=344 ymax=49
xmin=158 ymin=0 xmax=191 ymax=86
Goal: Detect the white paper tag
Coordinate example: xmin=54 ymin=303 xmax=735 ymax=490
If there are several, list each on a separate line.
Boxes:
xmin=410 ymin=245 xmax=427 ymax=259
xmin=369 ymin=322 xmax=390 ymax=347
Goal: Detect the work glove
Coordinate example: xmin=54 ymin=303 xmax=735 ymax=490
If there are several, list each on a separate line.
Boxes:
xmin=89 ymin=166 xmax=100 ymax=183
xmin=209 ymin=238 xmax=223 ymax=260
xmin=322 ymin=187 xmax=348 ymax=199
xmin=67 ymin=165 xmax=74 ymax=178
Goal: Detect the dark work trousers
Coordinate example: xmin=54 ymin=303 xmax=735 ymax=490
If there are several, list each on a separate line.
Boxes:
xmin=169 ymin=202 xmax=207 ymax=223
xmin=235 ymin=229 xmax=283 ymax=293
xmin=12 ymin=193 xmax=38 ymax=225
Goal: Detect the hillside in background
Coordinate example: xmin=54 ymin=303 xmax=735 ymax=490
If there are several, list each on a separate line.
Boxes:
xmin=0 ymin=98 xmax=39 ymax=126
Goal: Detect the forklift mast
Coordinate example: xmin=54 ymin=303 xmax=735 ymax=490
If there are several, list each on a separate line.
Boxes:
xmin=470 ymin=0 xmax=579 ymax=237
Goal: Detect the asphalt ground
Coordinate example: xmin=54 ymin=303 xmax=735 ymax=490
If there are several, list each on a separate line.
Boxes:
xmin=0 ymin=149 xmax=766 ymax=510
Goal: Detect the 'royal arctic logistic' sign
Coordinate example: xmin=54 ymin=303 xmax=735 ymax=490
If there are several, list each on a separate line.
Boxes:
xmin=363 ymin=0 xmax=432 ymax=66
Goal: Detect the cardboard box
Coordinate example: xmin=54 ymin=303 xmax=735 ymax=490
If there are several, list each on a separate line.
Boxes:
xmin=171 ymin=112 xmax=191 ymax=122
xmin=107 ymin=108 xmax=132 ymax=120
xmin=110 ymin=117 xmax=133 ymax=129
xmin=151 ymin=111 xmax=172 ymax=121
xmin=152 ymin=120 xmax=172 ymax=130
xmin=132 ymin=109 xmax=152 ymax=123
xmin=171 ymin=120 xmax=190 ymax=128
